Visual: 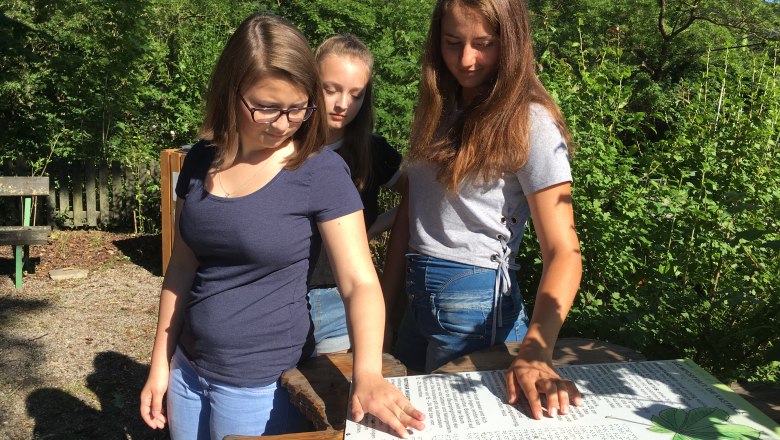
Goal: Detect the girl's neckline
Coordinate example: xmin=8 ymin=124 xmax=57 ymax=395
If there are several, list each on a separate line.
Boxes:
xmin=203 ymin=167 xmax=286 ymax=201
xmin=203 ymin=143 xmax=293 ymax=201
xmin=324 ymin=138 xmax=345 ymax=151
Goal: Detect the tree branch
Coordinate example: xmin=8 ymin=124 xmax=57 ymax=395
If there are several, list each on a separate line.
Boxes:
xmin=658 ymin=0 xmax=669 ymax=39
xmin=668 ymin=2 xmax=699 ymax=40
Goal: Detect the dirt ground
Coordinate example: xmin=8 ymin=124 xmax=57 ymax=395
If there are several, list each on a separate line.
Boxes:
xmin=2 ymin=231 xmax=778 ymax=439
xmin=0 ymin=230 xmax=169 ymax=439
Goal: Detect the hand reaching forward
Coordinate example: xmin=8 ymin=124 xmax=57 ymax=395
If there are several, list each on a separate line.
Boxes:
xmin=505 ymin=342 xmax=582 ymax=419
xmin=351 ymin=372 xmax=426 ymax=438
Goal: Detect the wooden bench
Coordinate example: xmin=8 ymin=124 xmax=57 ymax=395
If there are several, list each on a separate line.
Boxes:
xmin=0 ymin=176 xmax=51 ymax=289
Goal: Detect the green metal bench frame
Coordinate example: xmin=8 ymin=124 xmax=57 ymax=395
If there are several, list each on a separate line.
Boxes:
xmin=0 ymin=177 xmax=51 ymax=289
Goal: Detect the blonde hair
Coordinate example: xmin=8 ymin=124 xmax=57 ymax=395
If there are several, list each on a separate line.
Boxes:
xmin=315 ymin=34 xmax=375 ymax=191
xmin=200 ymin=14 xmax=327 ymax=170
xmin=410 ymin=0 xmax=573 ymax=191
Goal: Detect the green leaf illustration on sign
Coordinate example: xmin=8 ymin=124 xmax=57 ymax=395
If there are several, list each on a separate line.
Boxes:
xmin=649 ymin=408 xmax=762 ymax=439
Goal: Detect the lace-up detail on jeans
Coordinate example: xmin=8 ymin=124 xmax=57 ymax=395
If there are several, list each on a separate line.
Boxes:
xmin=490 ymin=234 xmax=520 ymax=345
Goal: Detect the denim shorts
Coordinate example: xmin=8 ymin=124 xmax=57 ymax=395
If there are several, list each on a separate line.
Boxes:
xmin=166 ymin=346 xmax=304 ymax=439
xmin=394 ymin=253 xmax=529 ymax=373
xmin=308 ymin=286 xmax=350 ymax=354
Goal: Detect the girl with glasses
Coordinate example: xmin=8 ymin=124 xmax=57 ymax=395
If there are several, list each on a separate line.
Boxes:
xmin=140 ymin=14 xmax=424 ymax=439
xmin=383 ymin=0 xmax=583 ymax=420
xmin=307 ymin=34 xmax=407 ymax=356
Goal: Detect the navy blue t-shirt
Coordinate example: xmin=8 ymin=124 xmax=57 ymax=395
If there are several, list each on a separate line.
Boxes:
xmin=175 ymin=141 xmax=363 ymax=387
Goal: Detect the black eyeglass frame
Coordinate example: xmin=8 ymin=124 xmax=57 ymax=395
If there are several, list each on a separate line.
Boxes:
xmin=238 ymin=93 xmax=317 ymax=124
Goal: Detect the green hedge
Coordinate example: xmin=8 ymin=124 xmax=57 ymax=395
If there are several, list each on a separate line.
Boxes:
xmin=1 ymin=0 xmax=777 ymax=384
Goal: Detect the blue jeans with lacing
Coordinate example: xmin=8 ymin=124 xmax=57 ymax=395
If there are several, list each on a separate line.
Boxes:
xmin=394 ymin=253 xmax=529 ymax=373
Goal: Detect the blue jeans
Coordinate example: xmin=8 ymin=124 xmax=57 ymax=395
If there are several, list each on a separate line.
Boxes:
xmin=308 ymin=286 xmax=350 ymax=354
xmin=394 ymin=253 xmax=529 ymax=373
xmin=166 ymin=346 xmax=304 ymax=439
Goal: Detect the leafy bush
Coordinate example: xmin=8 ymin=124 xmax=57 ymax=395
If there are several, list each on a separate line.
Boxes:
xmin=516 ymin=19 xmax=779 ymax=384
xmin=2 ymin=0 xmax=777 ymax=384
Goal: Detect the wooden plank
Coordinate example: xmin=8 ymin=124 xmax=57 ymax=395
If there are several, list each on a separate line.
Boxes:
xmin=0 ymin=176 xmax=49 ymax=196
xmin=71 ymin=167 xmax=84 ymax=226
xmin=136 ymin=163 xmax=147 ymax=195
xmin=57 ymin=170 xmax=72 ymax=226
xmin=47 ymin=185 xmax=56 ymax=227
xmin=111 ymin=163 xmax=122 ymax=224
xmin=162 ymin=149 xmax=188 ymax=274
xmin=85 ymin=163 xmax=97 ymax=226
xmin=0 ymin=226 xmax=52 ymax=245
xmin=125 ymin=166 xmax=136 ymax=227
xmin=151 ymin=159 xmax=161 ymax=182
xmin=226 ymin=430 xmax=342 ymax=440
xmin=160 ymin=150 xmax=173 ymax=275
xmin=99 ymin=164 xmax=109 ymax=225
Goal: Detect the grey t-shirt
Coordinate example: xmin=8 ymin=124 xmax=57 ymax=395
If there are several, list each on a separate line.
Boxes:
xmin=408 ymin=104 xmax=572 ymax=269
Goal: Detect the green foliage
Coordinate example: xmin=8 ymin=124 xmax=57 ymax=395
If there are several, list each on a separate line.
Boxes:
xmin=517 ymin=14 xmax=780 ymax=385
xmin=2 ymin=0 xmax=778 ymax=385
xmin=1 ymin=0 xmax=273 ymax=228
xmin=534 ymin=0 xmax=780 ymax=81
xmin=274 ymin=0 xmax=432 ymax=151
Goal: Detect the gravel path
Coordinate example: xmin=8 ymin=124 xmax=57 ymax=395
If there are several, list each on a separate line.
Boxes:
xmin=0 ymin=231 xmax=169 ymax=439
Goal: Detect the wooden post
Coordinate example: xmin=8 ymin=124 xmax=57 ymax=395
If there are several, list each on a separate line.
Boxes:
xmin=47 ymin=184 xmax=56 ymax=228
xmin=160 ymin=150 xmax=172 ymax=275
xmin=15 ymin=196 xmax=33 ymax=289
xmin=111 ymin=163 xmax=122 ymax=225
xmin=99 ymin=165 xmax=109 ymax=226
xmin=160 ymin=149 xmax=187 ymax=275
xmin=72 ymin=166 xmax=84 ymax=227
xmin=58 ymin=169 xmax=70 ymax=226
xmin=126 ymin=166 xmax=136 ymax=232
xmin=86 ymin=163 xmax=97 ymax=226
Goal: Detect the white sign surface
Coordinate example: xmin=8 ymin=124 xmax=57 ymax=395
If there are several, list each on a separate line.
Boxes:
xmin=344 ymin=360 xmax=779 ymax=440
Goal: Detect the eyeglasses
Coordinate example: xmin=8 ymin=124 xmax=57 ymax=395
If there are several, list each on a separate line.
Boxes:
xmin=238 ymin=94 xmax=316 ymax=124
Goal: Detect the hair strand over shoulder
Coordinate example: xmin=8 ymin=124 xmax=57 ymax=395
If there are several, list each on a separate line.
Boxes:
xmin=410 ymin=0 xmax=573 ymax=191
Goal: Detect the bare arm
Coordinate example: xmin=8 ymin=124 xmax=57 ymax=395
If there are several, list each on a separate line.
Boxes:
xmin=504 ymin=182 xmax=583 ymax=419
xmin=379 ymin=186 xmax=410 ymax=348
xmin=319 ymin=210 xmax=424 ymax=437
xmin=140 ymin=198 xmax=198 ymax=429
xmin=367 ymin=205 xmax=398 ymax=240
xmin=367 ymin=173 xmax=407 ymax=240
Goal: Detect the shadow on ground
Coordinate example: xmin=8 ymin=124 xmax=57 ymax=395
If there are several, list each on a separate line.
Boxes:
xmin=0 ymin=296 xmax=49 ymax=427
xmin=26 ymin=351 xmax=169 ymax=439
xmin=0 ymin=296 xmax=50 ymax=430
xmin=0 ymin=256 xmax=43 ymax=284
xmin=113 ymin=234 xmax=163 ymax=277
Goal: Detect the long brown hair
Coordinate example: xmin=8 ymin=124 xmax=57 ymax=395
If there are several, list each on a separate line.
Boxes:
xmin=200 ymin=14 xmax=327 ymax=170
xmin=410 ymin=0 xmax=573 ymax=191
xmin=315 ymin=34 xmax=375 ymax=191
